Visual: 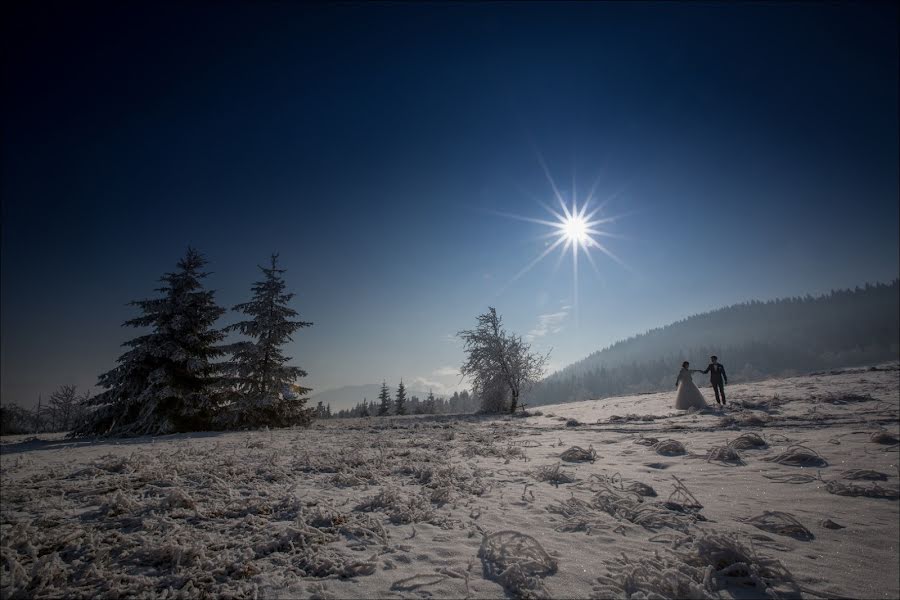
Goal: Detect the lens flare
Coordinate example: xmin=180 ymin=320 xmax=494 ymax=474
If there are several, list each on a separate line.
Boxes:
xmin=490 ymin=162 xmax=630 ymax=316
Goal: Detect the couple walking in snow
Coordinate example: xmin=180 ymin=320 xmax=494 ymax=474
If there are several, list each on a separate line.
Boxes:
xmin=675 ymin=355 xmax=727 ymax=410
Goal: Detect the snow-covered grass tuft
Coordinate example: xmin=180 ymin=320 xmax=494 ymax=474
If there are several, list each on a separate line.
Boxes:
xmin=869 ymin=430 xmax=899 ymax=445
xmin=762 ymin=444 xmax=827 ymax=467
xmin=531 ymin=463 xmax=576 ymax=485
xmin=729 ymin=432 xmax=767 ymax=449
xmin=633 ymin=436 xmax=659 ymax=447
xmin=590 ymin=476 xmax=703 ymax=533
xmin=592 ymin=531 xmax=800 ymax=599
xmin=559 ymin=445 xmax=596 ymax=462
xmin=706 ymin=444 xmax=745 ymax=465
xmin=546 ymin=497 xmax=612 ymax=534
xmin=842 ymin=469 xmax=889 ymax=481
xmin=653 ymin=439 xmax=686 ymax=456
xmin=739 ymin=511 xmax=815 ymax=540
xmin=824 ymin=480 xmax=900 ymax=500
xmin=479 ymin=530 xmax=557 ymax=599
xmin=816 ymin=393 xmax=875 ymax=404
xmin=720 ymin=411 xmax=769 ymax=428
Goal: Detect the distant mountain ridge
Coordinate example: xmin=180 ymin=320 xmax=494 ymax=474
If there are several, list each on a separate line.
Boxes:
xmin=525 ymin=281 xmax=899 ymax=406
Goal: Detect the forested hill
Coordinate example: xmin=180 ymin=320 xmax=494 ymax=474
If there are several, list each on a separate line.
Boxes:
xmin=524 ymin=281 xmax=900 ymax=406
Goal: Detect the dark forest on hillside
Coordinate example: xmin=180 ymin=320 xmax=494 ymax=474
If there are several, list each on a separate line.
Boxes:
xmin=524 ymin=281 xmax=900 ymax=406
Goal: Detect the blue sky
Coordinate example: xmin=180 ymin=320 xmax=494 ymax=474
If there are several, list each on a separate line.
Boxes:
xmin=2 ymin=2 xmax=898 ymax=407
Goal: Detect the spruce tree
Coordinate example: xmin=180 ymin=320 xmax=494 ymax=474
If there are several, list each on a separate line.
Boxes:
xmin=360 ymin=398 xmax=369 ymax=417
xmin=425 ymin=390 xmax=436 ymax=414
xmin=222 ymin=253 xmax=313 ymax=428
xmin=377 ymin=381 xmax=392 ymax=416
xmin=74 ymin=248 xmax=226 ymax=437
xmin=395 ymin=380 xmax=407 ymax=415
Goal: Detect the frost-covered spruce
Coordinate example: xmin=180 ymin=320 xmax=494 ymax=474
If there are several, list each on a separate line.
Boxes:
xmin=74 ymin=248 xmax=226 ymax=437
xmin=221 ymin=253 xmax=313 ymax=428
xmin=377 ymin=381 xmax=392 ymax=416
xmin=395 ymin=380 xmax=408 ymax=416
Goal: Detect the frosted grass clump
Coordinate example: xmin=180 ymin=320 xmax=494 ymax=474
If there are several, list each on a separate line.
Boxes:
xmin=825 ymin=480 xmax=900 ymax=500
xmin=546 ymin=497 xmax=612 ymax=534
xmin=590 ymin=476 xmax=703 ymax=533
xmin=560 ymin=445 xmax=597 ymax=463
xmin=706 ymin=445 xmax=745 ymax=465
xmin=592 ymin=532 xmax=800 ymax=599
xmin=633 ymin=436 xmax=659 ymax=447
xmin=729 ymin=433 xmax=767 ymax=449
xmin=842 ymin=469 xmax=888 ymax=481
xmin=531 ymin=463 xmax=576 ymax=485
xmin=479 ymin=530 xmax=558 ymax=600
xmin=869 ymin=430 xmax=899 ymax=445
xmin=654 ymin=439 xmax=686 ymax=456
xmin=739 ymin=511 xmax=814 ymax=540
xmin=762 ymin=444 xmax=827 ymax=467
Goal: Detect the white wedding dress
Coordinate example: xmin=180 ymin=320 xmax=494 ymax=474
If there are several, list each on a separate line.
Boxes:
xmin=675 ymin=368 xmax=709 ymax=410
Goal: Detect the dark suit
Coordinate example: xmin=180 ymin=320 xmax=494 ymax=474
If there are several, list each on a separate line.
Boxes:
xmin=702 ymin=362 xmax=728 ymax=404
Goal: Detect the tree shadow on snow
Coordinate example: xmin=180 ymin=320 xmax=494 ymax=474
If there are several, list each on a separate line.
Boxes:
xmin=0 ymin=430 xmax=229 ymax=456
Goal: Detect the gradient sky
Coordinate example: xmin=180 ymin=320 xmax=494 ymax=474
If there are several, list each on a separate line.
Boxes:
xmin=2 ymin=2 xmax=898 ymax=408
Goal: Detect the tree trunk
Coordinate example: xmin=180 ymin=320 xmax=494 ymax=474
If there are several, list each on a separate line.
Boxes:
xmin=509 ymin=391 xmax=518 ymax=414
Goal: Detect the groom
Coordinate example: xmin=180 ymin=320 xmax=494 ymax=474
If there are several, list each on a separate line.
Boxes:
xmin=702 ymin=355 xmax=728 ymax=405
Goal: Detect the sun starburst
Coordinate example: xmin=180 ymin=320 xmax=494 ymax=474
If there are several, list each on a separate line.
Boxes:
xmin=490 ymin=164 xmax=630 ymax=317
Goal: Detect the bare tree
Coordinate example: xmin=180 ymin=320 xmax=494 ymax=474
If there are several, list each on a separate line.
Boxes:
xmin=47 ymin=385 xmax=88 ymax=432
xmin=458 ymin=307 xmax=549 ymax=413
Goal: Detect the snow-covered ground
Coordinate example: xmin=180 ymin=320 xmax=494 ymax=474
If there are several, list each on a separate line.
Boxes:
xmin=2 ymin=365 xmax=898 ymax=599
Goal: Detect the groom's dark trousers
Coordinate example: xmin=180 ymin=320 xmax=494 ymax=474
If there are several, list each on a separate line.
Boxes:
xmin=702 ymin=363 xmax=727 ymax=405
xmin=711 ymin=380 xmax=725 ymax=405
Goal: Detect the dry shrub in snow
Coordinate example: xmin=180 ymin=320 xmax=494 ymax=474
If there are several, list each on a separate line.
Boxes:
xmin=560 ymin=445 xmax=596 ymax=463
xmin=531 ymin=463 xmax=575 ymax=485
xmin=608 ymin=413 xmax=662 ymax=424
xmin=842 ymin=469 xmax=888 ymax=481
xmin=824 ymin=480 xmax=900 ymax=500
xmin=720 ymin=411 xmax=769 ymax=428
xmin=653 ymin=439 xmax=686 ymax=456
xmin=820 ymin=518 xmax=844 ymax=529
xmin=590 ymin=477 xmax=703 ymax=533
xmin=565 ymin=418 xmax=581 ymax=427
xmin=355 ymin=487 xmax=444 ymax=525
xmin=762 ymin=472 xmax=819 ymax=484
xmin=762 ymin=444 xmax=827 ymax=467
xmin=706 ymin=445 xmax=744 ymax=465
xmin=739 ymin=511 xmax=814 ymax=540
xmin=869 ymin=430 xmax=899 ymax=445
xmin=667 ymin=476 xmax=703 ymax=511
xmin=817 ymin=393 xmax=875 ymax=404
xmin=592 ymin=532 xmax=800 ymax=599
xmin=729 ymin=432 xmax=767 ymax=449
xmin=479 ymin=530 xmax=557 ymax=599
xmin=625 ymin=481 xmax=657 ymax=497
xmin=546 ymin=497 xmax=612 ymax=534
xmin=633 ymin=436 xmax=659 ymax=447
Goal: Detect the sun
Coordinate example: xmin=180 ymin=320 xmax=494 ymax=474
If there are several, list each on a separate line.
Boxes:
xmin=560 ymin=213 xmax=590 ymax=246
xmin=489 ymin=165 xmax=629 ymax=311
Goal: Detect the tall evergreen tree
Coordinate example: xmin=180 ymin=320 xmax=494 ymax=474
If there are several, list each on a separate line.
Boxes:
xmin=74 ymin=248 xmax=226 ymax=436
xmin=424 ymin=389 xmax=436 ymax=414
xmin=222 ymin=253 xmax=314 ymax=428
xmin=360 ymin=397 xmax=369 ymax=417
xmin=395 ymin=380 xmax=407 ymax=415
xmin=377 ymin=381 xmax=392 ymax=416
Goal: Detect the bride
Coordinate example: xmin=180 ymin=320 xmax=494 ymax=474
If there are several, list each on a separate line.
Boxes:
xmin=674 ymin=361 xmax=709 ymax=410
